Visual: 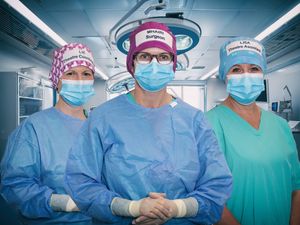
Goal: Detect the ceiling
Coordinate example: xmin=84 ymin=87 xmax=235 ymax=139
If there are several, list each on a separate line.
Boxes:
xmin=1 ymin=0 xmax=300 ymax=80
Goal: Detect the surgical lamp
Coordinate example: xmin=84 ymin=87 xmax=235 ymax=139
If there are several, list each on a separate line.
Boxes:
xmin=106 ymin=71 xmax=135 ymax=94
xmin=114 ymin=14 xmax=201 ymax=56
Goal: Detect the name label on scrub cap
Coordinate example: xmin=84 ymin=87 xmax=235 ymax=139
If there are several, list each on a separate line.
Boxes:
xmin=62 ymin=48 xmax=94 ymax=64
xmin=226 ymin=40 xmax=262 ymax=56
xmin=135 ymin=29 xmax=173 ymax=48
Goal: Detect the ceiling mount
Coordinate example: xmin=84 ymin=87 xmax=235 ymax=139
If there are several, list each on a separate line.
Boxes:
xmin=144 ymin=0 xmax=166 ymax=15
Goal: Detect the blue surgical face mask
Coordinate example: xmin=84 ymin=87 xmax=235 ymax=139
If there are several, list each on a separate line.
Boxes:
xmin=59 ymin=79 xmax=95 ymax=107
xmin=134 ymin=61 xmax=175 ymax=92
xmin=226 ymin=73 xmax=264 ymax=105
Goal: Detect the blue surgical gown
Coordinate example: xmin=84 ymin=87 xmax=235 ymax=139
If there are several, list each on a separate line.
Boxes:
xmin=65 ymin=94 xmax=232 ymax=225
xmin=1 ymin=107 xmax=92 ymax=225
xmin=206 ymin=105 xmax=300 ymax=225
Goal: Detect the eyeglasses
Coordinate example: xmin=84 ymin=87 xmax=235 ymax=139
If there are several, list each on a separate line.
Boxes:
xmin=134 ymin=52 xmax=174 ymax=65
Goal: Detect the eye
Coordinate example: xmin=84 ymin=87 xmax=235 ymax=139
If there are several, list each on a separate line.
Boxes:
xmin=230 ymin=66 xmax=242 ymax=73
xmin=83 ymin=71 xmax=93 ymax=77
xmin=65 ymin=71 xmax=75 ymax=76
xmin=138 ymin=53 xmax=151 ymax=61
xmin=249 ymin=66 xmax=261 ymax=73
xmin=158 ymin=53 xmax=171 ymax=61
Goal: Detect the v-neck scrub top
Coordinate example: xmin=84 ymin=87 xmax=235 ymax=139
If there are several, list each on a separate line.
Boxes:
xmin=206 ymin=105 xmax=300 ymax=225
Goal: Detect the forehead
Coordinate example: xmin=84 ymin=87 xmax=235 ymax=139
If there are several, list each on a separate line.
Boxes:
xmin=64 ymin=65 xmax=93 ymax=73
xmin=231 ymin=63 xmax=261 ymax=68
xmin=139 ymin=47 xmax=168 ymax=54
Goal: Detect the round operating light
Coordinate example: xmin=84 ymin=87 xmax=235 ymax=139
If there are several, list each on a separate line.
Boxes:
xmin=106 ymin=72 xmax=135 ymax=94
xmin=122 ymin=39 xmax=130 ymax=52
xmin=176 ymin=34 xmax=193 ymax=50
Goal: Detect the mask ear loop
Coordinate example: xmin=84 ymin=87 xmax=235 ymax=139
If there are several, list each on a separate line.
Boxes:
xmin=56 ymin=78 xmax=64 ymax=93
xmin=225 ymin=73 xmax=230 ymax=85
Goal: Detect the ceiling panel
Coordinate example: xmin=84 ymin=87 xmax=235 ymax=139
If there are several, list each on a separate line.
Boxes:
xmin=49 ymin=11 xmax=98 ymax=36
xmin=78 ymin=0 xmax=133 ymax=10
xmin=23 ymin=0 xmax=83 ymax=11
xmin=219 ymin=10 xmax=279 ymax=37
xmin=87 ymin=10 xmax=131 ymax=36
xmin=241 ymin=0 xmax=299 ymax=10
xmin=192 ymin=0 xmax=299 ymax=10
xmin=188 ymin=10 xmax=238 ymax=36
xmin=187 ymin=36 xmax=216 ymax=58
xmin=70 ymin=37 xmax=112 ymax=59
xmin=192 ymin=0 xmax=246 ymax=10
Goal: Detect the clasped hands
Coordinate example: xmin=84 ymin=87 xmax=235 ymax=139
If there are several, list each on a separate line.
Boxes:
xmin=132 ymin=192 xmax=178 ymax=225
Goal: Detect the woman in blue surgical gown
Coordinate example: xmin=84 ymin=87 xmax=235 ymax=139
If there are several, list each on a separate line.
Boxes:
xmin=1 ymin=43 xmax=96 ymax=225
xmin=206 ymin=37 xmax=300 ymax=225
xmin=64 ymin=22 xmax=232 ymax=225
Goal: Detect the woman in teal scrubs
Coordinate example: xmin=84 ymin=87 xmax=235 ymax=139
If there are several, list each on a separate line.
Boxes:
xmin=206 ymin=37 xmax=300 ymax=225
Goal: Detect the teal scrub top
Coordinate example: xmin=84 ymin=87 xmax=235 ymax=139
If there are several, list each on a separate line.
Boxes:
xmin=206 ymin=105 xmax=300 ymax=225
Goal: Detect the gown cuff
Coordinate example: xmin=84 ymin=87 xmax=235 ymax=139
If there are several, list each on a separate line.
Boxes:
xmin=110 ymin=197 xmax=132 ymax=217
xmin=182 ymin=197 xmax=198 ymax=217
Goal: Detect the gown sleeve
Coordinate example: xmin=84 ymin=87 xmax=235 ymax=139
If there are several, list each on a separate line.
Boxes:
xmin=1 ymin=122 xmax=54 ymax=218
xmin=64 ymin=118 xmax=121 ymax=223
xmin=205 ymin=109 xmax=226 ymax=153
xmin=186 ymin=113 xmax=232 ymax=224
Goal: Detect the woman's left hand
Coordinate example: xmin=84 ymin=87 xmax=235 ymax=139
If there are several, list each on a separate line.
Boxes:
xmin=132 ymin=192 xmax=177 ymax=224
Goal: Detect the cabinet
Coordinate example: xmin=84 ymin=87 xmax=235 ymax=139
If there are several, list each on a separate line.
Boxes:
xmin=18 ymin=76 xmax=44 ymax=124
xmin=0 ymin=72 xmax=54 ymax=159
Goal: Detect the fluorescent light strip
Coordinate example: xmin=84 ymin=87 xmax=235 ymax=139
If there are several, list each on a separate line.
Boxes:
xmin=4 ymin=0 xmax=66 ymax=46
xmin=200 ymin=3 xmax=300 ymax=80
xmin=95 ymin=67 xmax=109 ymax=80
xmin=200 ymin=66 xmax=218 ymax=80
xmin=4 ymin=0 xmax=109 ymax=80
xmin=255 ymin=3 xmax=300 ymax=41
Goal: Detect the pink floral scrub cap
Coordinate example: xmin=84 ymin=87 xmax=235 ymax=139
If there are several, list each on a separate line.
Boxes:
xmin=49 ymin=43 xmax=95 ymax=88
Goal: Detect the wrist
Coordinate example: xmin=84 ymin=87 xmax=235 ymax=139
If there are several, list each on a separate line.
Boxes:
xmin=110 ymin=197 xmax=143 ymax=218
xmin=172 ymin=199 xmax=186 ymax=218
xmin=128 ymin=199 xmax=142 ymax=217
xmin=171 ymin=197 xmax=198 ymax=218
xmin=50 ymin=194 xmax=72 ymax=212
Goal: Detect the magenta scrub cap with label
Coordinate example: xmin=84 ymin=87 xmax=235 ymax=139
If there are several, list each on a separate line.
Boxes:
xmin=49 ymin=43 xmax=95 ymax=88
xmin=126 ymin=21 xmax=177 ymax=75
xmin=218 ymin=37 xmax=267 ymax=81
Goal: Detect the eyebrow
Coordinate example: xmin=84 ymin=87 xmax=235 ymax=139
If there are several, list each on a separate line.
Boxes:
xmin=65 ymin=69 xmax=93 ymax=74
xmin=138 ymin=52 xmax=169 ymax=54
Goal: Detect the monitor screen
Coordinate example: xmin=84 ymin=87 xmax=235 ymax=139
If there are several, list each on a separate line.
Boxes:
xmin=271 ymin=102 xmax=279 ymax=112
xmin=256 ymin=79 xmax=268 ymax=102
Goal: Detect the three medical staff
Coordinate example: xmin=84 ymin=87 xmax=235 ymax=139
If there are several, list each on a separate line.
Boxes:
xmin=1 ymin=23 xmax=299 ymax=225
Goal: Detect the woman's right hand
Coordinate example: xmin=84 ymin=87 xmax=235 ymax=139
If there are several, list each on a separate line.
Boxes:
xmin=132 ymin=192 xmax=176 ymax=224
xmin=139 ymin=197 xmax=172 ymax=220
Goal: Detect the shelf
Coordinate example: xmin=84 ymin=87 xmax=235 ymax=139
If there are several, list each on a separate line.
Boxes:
xmin=19 ymin=97 xmax=43 ymax=117
xmin=19 ymin=96 xmax=43 ymax=101
xmin=19 ymin=76 xmax=43 ymax=99
xmin=19 ymin=115 xmax=29 ymax=118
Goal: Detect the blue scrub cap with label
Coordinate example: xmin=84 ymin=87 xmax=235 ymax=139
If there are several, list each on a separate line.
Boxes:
xmin=218 ymin=37 xmax=267 ymax=81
